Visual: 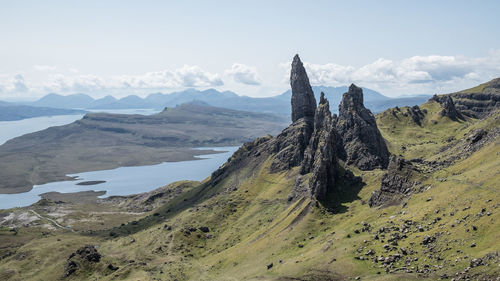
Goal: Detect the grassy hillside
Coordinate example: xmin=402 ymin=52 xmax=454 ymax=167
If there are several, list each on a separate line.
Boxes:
xmin=0 ymin=101 xmax=498 ymax=280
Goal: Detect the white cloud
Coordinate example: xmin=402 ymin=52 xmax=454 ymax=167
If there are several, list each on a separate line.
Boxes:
xmin=114 ymin=65 xmax=223 ymax=89
xmin=289 ymin=51 xmax=500 ymax=95
xmin=40 ymin=65 xmax=223 ymax=93
xmin=3 ymin=52 xmax=500 ymax=98
xmin=33 ymin=65 xmax=57 ymax=72
xmin=0 ymin=74 xmax=29 ymax=94
xmin=225 ymin=63 xmax=261 ymax=85
xmin=44 ymin=74 xmax=106 ymax=93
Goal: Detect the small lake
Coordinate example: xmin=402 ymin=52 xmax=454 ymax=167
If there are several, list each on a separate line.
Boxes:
xmin=0 ymin=108 xmax=160 ymax=145
xmin=0 ymin=115 xmax=84 ymax=145
xmin=0 ymin=146 xmax=238 ymax=209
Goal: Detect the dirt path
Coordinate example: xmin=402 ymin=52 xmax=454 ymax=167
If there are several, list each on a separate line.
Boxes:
xmin=29 ymin=210 xmax=75 ymax=232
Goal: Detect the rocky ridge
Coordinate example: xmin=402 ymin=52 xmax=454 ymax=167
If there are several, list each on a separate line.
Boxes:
xmin=209 ymin=55 xmax=390 ymax=202
xmin=450 ymin=77 xmax=500 ymax=118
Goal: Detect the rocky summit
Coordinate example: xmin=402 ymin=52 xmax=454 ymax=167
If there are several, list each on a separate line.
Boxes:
xmin=336 ymin=84 xmax=390 ymax=170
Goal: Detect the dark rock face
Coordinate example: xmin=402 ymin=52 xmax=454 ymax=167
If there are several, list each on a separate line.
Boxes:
xmin=269 ymin=118 xmax=314 ymax=173
xmin=336 ymin=84 xmax=389 ymax=170
xmin=290 ymin=54 xmax=317 ymax=123
xmin=369 ymin=156 xmax=421 ymax=207
xmin=430 ymin=95 xmax=463 ymax=120
xmin=296 ymin=93 xmax=337 ymax=199
xmin=406 ymin=105 xmax=426 ymax=126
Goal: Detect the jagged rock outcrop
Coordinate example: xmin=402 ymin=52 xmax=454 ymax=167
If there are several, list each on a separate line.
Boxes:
xmin=369 ymin=156 xmax=421 ymax=207
xmin=209 ymin=55 xmax=338 ymax=202
xmin=389 ymin=105 xmax=427 ymax=126
xmin=63 ymin=245 xmax=101 ymax=277
xmin=430 ymin=94 xmax=464 ymax=120
xmin=211 ymin=56 xmax=390 ymax=203
xmin=290 ymin=54 xmax=317 ymax=123
xmin=406 ymin=105 xmax=426 ymax=126
xmin=336 ymin=84 xmax=389 ymax=170
xmin=449 ymin=77 xmax=500 ymax=118
xmin=294 ymin=93 xmax=337 ymax=200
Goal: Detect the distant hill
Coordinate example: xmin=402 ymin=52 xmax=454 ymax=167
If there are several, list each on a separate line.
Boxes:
xmin=17 ymin=87 xmax=431 ymax=115
xmin=0 ymin=102 xmax=288 ymax=193
xmin=0 ymin=102 xmax=86 ymax=121
xmin=32 ymin=93 xmax=95 ymax=108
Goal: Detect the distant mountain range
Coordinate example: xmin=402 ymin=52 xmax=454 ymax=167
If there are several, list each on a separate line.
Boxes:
xmin=17 ymin=86 xmax=432 ymax=116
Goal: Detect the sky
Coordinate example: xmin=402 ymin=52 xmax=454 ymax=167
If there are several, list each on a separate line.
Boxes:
xmin=1 ymin=0 xmax=500 ymax=100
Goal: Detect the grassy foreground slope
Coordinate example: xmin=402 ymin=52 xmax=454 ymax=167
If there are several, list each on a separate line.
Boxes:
xmin=0 ymin=100 xmax=499 ymax=280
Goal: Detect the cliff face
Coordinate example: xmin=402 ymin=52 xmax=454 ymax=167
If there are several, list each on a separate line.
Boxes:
xmin=336 ymin=84 xmax=390 ymax=170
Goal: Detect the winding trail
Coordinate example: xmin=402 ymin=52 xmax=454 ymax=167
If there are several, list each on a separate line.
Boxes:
xmin=29 ymin=210 xmax=75 ymax=232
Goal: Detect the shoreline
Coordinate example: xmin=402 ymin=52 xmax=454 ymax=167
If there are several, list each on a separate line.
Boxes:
xmin=0 ymin=146 xmax=231 ymax=195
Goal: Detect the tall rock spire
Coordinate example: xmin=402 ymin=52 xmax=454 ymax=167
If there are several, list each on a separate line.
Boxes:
xmin=290 ymin=54 xmax=317 ymax=122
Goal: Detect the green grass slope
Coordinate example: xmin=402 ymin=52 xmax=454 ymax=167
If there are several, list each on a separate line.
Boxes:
xmin=0 ymin=103 xmax=498 ymax=280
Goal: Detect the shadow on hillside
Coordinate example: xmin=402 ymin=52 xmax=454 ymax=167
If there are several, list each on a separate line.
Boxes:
xmin=320 ymin=165 xmax=365 ymax=214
